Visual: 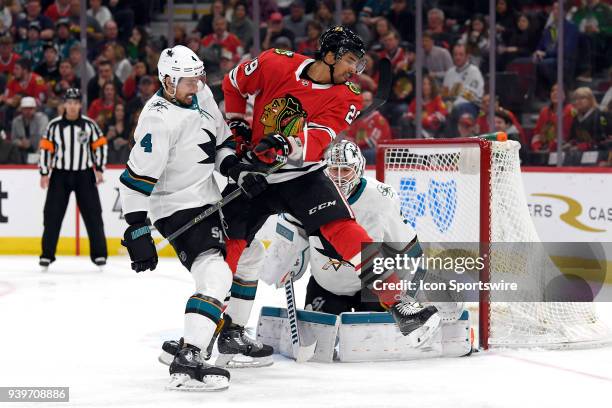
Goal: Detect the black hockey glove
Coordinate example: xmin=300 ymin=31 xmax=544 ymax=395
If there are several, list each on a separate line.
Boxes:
xmin=228 ymin=161 xmax=268 ymax=199
xmin=227 ymin=118 xmax=252 ymax=158
xmin=253 ymin=133 xmax=292 ymax=165
xmin=121 ymin=224 xmax=158 ymax=272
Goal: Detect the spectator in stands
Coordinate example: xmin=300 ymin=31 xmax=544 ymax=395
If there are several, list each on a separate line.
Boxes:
xmin=284 ymin=1 xmax=311 ymax=41
xmin=15 ymin=0 xmax=54 ymax=41
xmin=68 ymin=0 xmax=103 ymax=45
xmin=341 ymin=6 xmax=371 ymax=47
xmin=427 ymin=7 xmax=451 ymax=49
xmin=2 ymin=58 xmax=48 ymax=107
xmin=296 ymin=20 xmax=322 ymax=57
xmin=68 ymin=44 xmax=94 ymax=82
xmin=97 ymin=20 xmax=120 ymax=57
xmin=494 ymin=109 xmax=521 ymax=142
xmin=50 ymin=59 xmax=78 ymax=108
xmin=476 ymin=94 xmax=525 ymax=143
xmin=567 ymin=86 xmax=612 ymax=151
xmin=531 ymin=84 xmax=575 ymax=152
xmin=203 ymin=16 xmax=243 ymax=63
xmin=379 ymin=30 xmax=410 ymax=73
xmin=44 ymin=0 xmax=71 ymax=22
xmin=533 ymin=1 xmax=578 ymax=97
xmin=495 ymin=0 xmax=517 ymax=42
xmin=55 ymin=18 xmax=77 ymax=60
xmin=86 ymin=59 xmax=122 ymax=105
xmin=98 ymin=43 xmax=132 ymax=84
xmin=15 ymin=22 xmax=44 ymax=67
xmin=261 ymin=12 xmax=295 ymax=51
xmin=125 ymin=26 xmax=148 ymax=64
xmin=0 ymin=127 xmax=20 ymax=164
xmin=196 ymin=0 xmax=225 ymax=38
xmin=174 ymin=24 xmax=188 ymax=46
xmin=601 ymin=68 xmax=612 ymax=113
xmin=230 ymin=2 xmax=254 ymax=50
xmin=122 ymin=60 xmax=149 ymax=101
xmin=87 ymin=81 xmax=122 ymax=129
xmin=572 ymin=0 xmax=612 ymax=77
xmin=457 ymin=113 xmax=478 ymax=137
xmin=0 ymin=35 xmax=20 ymax=84
xmin=11 ymin=96 xmax=48 ymax=163
xmin=125 ymin=75 xmax=156 ymax=127
xmin=404 ymin=74 xmax=448 ymax=138
xmin=443 ymin=43 xmax=484 ymax=134
xmin=423 ymin=30 xmax=453 ymax=82
xmin=497 ymin=12 xmax=539 ymax=71
xmin=385 ymin=0 xmax=414 ymax=44
xmin=458 ymin=14 xmax=489 ymax=68
xmin=0 ymin=0 xmax=12 ymax=33
xmin=363 ymin=0 xmax=392 ymax=17
xmin=105 ymin=102 xmax=130 ymax=164
xmin=87 ymin=0 xmax=113 ymax=28
xmin=344 ymin=90 xmax=391 ymax=163
xmin=370 ymin=17 xmax=393 ymax=49
xmin=313 ymin=1 xmax=334 ymax=31
xmin=35 ymin=42 xmax=60 ymax=86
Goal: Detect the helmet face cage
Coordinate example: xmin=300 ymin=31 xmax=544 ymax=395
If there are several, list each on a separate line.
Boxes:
xmin=324 ymin=141 xmax=366 ymax=196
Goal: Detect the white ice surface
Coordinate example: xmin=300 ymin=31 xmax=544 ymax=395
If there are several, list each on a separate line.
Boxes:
xmin=1 ymin=256 xmax=612 ymax=408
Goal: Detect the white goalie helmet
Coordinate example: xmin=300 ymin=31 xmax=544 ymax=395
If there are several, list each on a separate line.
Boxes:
xmin=324 ymin=140 xmax=366 ymax=196
xmin=157 ymin=45 xmax=205 ymax=95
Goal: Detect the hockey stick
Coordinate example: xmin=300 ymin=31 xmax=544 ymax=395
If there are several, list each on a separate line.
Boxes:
xmin=284 ymin=274 xmax=317 ymax=363
xmin=155 ymin=160 xmax=285 ymax=251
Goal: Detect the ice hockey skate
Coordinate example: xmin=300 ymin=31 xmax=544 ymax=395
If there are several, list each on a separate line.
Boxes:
xmin=390 ymin=300 xmax=441 ymax=348
xmin=215 ymin=316 xmax=274 ymax=368
xmin=167 ymin=345 xmax=230 ymax=392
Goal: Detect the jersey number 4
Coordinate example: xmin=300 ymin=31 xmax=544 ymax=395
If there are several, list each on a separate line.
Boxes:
xmin=140 ymin=133 xmax=152 ymax=153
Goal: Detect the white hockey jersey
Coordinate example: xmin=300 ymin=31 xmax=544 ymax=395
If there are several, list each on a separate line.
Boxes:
xmin=307 ymin=177 xmax=416 ymax=296
xmin=442 ymin=62 xmax=484 ymax=106
xmin=119 ymin=84 xmax=233 ymax=223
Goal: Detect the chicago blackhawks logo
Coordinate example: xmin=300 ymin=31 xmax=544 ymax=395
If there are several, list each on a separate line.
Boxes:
xmin=260 ymin=94 xmax=307 ymax=137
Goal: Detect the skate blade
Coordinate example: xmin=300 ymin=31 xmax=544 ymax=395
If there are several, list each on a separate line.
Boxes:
xmin=166 ymin=373 xmax=229 ymax=392
xmin=408 ymin=313 xmax=442 ymax=348
xmin=158 ymin=350 xmax=174 ymax=366
xmin=215 ymin=353 xmax=273 ymax=369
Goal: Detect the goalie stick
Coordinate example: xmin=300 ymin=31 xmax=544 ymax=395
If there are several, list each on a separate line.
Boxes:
xmin=284 ymin=274 xmax=317 ymax=362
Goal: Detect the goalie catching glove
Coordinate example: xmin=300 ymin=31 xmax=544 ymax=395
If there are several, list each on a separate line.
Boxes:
xmin=253 ymin=133 xmax=303 ymax=166
xmin=121 ymin=220 xmax=158 ymax=272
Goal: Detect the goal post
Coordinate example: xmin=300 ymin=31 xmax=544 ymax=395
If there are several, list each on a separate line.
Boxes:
xmin=376 ymin=137 xmax=610 ymax=350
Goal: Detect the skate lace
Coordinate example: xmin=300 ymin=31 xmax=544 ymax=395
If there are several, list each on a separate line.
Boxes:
xmin=239 ymin=328 xmax=263 ymax=348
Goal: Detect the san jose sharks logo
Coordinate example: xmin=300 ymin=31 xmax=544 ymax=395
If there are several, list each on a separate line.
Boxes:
xmin=399 ymin=177 xmax=457 ymax=233
xmin=314 ymin=233 xmax=352 ymax=272
xmin=197 ymin=128 xmax=216 ymax=165
xmin=149 ymin=100 xmax=169 ymax=113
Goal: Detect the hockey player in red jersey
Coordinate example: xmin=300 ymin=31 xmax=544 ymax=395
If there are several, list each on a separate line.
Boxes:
xmin=219 ymin=26 xmax=440 ymax=346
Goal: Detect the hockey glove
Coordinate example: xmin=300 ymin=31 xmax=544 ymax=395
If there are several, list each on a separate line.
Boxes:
xmin=121 ymin=224 xmax=158 ymax=272
xmin=253 ymin=133 xmax=303 ymax=166
xmin=227 ymin=118 xmax=252 ymax=158
xmin=228 ymin=162 xmax=268 ymax=199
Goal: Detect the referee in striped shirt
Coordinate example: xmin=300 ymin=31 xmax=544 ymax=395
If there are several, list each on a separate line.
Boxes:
xmin=38 ymin=88 xmax=108 ymax=270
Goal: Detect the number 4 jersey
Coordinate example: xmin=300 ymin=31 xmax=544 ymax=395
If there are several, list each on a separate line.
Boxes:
xmin=223 ymin=48 xmax=363 ymax=182
xmin=119 ymin=83 xmax=233 ymax=223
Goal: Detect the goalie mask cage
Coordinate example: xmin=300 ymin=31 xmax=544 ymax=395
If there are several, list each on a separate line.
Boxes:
xmin=376 ymin=138 xmax=611 ymax=350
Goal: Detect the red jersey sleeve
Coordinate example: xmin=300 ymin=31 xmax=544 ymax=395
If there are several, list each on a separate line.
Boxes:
xmin=222 ymin=50 xmax=275 ymax=118
xmin=295 ymin=90 xmax=362 ymax=162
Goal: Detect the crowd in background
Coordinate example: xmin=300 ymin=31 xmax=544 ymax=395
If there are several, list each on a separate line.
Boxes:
xmin=0 ymin=0 xmax=610 ymax=167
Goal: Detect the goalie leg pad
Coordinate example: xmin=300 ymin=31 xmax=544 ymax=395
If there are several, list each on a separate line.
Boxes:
xmin=256 ymin=307 xmax=339 ymax=363
xmin=337 ymin=310 xmax=471 ymax=362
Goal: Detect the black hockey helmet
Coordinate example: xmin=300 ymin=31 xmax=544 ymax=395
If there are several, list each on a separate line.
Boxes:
xmin=316 ymin=26 xmax=366 ymax=83
xmin=64 ymin=88 xmax=81 ymax=101
xmin=317 ymin=25 xmax=366 ymax=61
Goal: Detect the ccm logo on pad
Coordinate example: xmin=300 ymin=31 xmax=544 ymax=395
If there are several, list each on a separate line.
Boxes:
xmin=308 ymin=200 xmax=336 ymax=215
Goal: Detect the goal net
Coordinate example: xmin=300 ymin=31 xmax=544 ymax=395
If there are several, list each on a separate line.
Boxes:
xmin=377 ymin=138 xmax=610 ymax=349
